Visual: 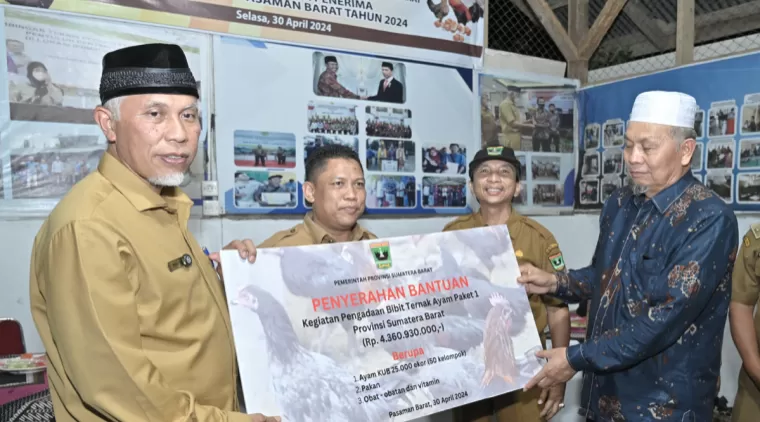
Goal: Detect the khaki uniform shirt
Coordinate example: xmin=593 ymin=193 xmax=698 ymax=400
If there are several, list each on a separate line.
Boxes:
xmin=481 ymin=105 xmax=500 ymax=147
xmin=259 ymin=212 xmax=375 ymax=248
xmin=443 ymin=210 xmax=566 ymax=338
xmin=498 ymin=98 xmax=521 ymax=150
xmin=29 ymin=152 xmax=247 ymax=422
xmin=731 ymin=224 xmax=760 ymax=421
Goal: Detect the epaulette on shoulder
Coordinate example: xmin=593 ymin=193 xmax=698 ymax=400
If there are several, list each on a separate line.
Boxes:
xmin=751 ymin=222 xmax=760 ymax=240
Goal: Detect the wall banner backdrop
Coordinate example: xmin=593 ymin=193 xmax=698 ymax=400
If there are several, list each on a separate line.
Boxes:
xmin=477 ymin=71 xmax=578 ymax=214
xmin=0 ymin=0 xmax=486 ymax=68
xmin=0 ymin=7 xmax=211 ymax=217
xmin=214 ymin=36 xmax=476 ymax=215
xmin=576 ymin=51 xmax=760 ymax=212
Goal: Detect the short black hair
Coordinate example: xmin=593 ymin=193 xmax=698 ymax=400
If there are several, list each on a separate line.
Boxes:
xmin=305 ymin=144 xmax=363 ymax=183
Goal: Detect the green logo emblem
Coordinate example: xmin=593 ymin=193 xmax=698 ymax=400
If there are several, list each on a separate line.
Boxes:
xmin=486 ymin=146 xmax=504 ymax=156
xmin=549 ymin=253 xmax=565 ymax=271
xmin=370 ymin=241 xmax=392 ymax=269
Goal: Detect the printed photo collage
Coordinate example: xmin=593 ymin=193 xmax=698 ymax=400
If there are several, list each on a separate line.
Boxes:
xmin=579 ymin=94 xmax=760 ymax=207
xmin=578 ymin=119 xmax=626 ymax=206
xmin=231 ymin=52 xmax=469 ymax=211
xmin=700 ymin=95 xmax=760 ymax=205
xmin=479 ymin=74 xmax=577 ymax=208
xmin=0 ymin=9 xmax=208 ymax=206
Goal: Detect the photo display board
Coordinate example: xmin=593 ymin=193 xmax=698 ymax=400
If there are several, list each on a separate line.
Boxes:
xmin=0 ymin=7 xmax=211 ymax=216
xmin=214 ymin=36 xmax=477 ymax=215
xmin=477 ymin=71 xmax=578 ymax=214
xmin=577 ymin=50 xmax=760 ymax=211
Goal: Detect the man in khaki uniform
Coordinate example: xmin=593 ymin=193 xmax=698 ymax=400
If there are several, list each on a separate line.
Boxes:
xmin=481 ymin=93 xmax=500 ymax=147
xmin=260 ymin=144 xmax=375 ymax=248
xmin=730 ymin=223 xmax=760 ymax=421
xmin=498 ymin=86 xmax=532 ymax=150
xmin=446 ymin=146 xmax=570 ymax=422
xmin=29 ymin=43 xmax=278 ymax=422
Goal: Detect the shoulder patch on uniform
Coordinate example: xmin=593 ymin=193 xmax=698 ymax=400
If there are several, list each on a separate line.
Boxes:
xmin=549 ymin=252 xmax=565 ymax=271
xmin=752 ymin=223 xmax=760 ymax=239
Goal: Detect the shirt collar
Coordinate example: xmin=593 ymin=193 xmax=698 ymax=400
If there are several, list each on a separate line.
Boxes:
xmin=97 ymin=151 xmax=193 ymax=215
xmin=633 ymin=171 xmax=698 ymax=213
xmin=303 ymin=211 xmax=371 ymax=244
xmin=473 ymin=207 xmax=521 ymax=239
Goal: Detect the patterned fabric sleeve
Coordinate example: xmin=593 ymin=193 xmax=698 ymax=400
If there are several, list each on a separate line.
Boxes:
xmin=565 ymin=210 xmax=738 ymax=373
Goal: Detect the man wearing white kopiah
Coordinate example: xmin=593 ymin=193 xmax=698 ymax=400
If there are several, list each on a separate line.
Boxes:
xmin=517 ymin=91 xmax=738 ymax=421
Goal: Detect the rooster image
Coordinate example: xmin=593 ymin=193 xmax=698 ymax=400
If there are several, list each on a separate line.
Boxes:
xmin=481 ymin=292 xmax=519 ymax=387
xmin=269 ymin=246 xmax=375 ymax=357
xmin=232 ymin=285 xmax=413 ymax=422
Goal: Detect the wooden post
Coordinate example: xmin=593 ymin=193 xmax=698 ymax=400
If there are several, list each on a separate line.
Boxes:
xmin=676 ymin=0 xmax=695 ymax=65
xmin=483 ymin=0 xmax=490 ymax=50
xmin=567 ymin=0 xmax=589 ymax=84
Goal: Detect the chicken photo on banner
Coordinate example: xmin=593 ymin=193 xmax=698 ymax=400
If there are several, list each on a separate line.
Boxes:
xmin=426 ymin=0 xmax=485 ymax=42
xmin=220 ymin=226 xmax=544 ymax=422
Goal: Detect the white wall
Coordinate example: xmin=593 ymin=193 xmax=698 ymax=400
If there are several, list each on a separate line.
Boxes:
xmin=1 ymin=213 xmax=752 ymax=421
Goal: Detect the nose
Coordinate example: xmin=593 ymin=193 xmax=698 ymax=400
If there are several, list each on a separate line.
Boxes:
xmin=344 ymin=185 xmax=358 ymax=201
xmin=487 ymin=171 xmax=500 ymax=182
xmin=625 ymin=145 xmax=644 ymax=165
xmin=165 ymin=114 xmax=188 ymax=144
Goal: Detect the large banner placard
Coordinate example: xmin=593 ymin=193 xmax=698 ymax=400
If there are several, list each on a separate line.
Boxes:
xmin=0 ymin=0 xmax=486 ymax=68
xmin=0 ymin=8 xmax=210 ymax=216
xmin=214 ymin=36 xmax=476 ymax=216
xmin=220 ymin=226 xmax=544 ymax=422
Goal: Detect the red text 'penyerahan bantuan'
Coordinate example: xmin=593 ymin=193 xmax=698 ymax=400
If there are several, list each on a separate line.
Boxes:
xmin=311 ymin=277 xmax=469 ymax=312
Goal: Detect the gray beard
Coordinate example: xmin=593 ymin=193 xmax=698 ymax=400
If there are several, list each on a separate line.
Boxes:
xmin=147 ymin=172 xmax=185 ymax=187
xmin=631 ymin=183 xmax=648 ymax=196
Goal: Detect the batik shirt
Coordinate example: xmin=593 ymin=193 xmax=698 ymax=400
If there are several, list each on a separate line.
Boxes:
xmin=554 ymin=173 xmax=738 ymax=421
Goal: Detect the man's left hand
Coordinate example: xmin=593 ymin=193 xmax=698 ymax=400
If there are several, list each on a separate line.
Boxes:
xmin=524 ymin=347 xmax=576 ymax=391
xmin=538 ymin=383 xmax=566 ymax=420
xmin=208 ymin=239 xmax=257 ymax=279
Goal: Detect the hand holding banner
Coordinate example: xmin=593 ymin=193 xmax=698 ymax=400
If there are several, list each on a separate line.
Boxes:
xmin=221 ymin=226 xmax=544 ymax=421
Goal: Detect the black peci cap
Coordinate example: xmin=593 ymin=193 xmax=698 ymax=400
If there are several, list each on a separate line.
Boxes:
xmin=468 ymin=146 xmax=521 ymax=181
xmin=99 ymin=43 xmax=198 ymax=104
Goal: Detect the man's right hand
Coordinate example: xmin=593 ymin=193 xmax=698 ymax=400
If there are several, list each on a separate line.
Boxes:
xmin=250 ymin=414 xmax=281 ymax=422
xmin=517 ymin=263 xmax=558 ymax=294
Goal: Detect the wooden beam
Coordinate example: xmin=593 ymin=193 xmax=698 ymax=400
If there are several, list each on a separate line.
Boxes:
xmin=567 ymin=0 xmax=589 ymax=84
xmin=524 ymin=0 xmax=580 ymax=60
xmin=592 ymin=0 xmax=760 ymax=57
xmin=567 ymin=60 xmax=589 ymax=84
xmin=624 ymin=0 xmax=668 ymax=50
xmin=676 ymin=0 xmax=695 ymax=65
xmin=568 ymin=0 xmax=588 ymax=45
xmin=548 ymin=0 xmax=568 ymax=9
xmin=578 ymin=0 xmax=628 ymax=59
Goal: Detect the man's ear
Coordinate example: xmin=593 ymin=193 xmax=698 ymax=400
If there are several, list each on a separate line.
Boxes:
xmin=94 ymin=106 xmax=116 ymax=143
xmin=303 ymin=181 xmax=316 ymax=204
xmin=514 ymin=180 xmax=522 ymax=198
xmin=679 ymin=138 xmax=697 ymax=167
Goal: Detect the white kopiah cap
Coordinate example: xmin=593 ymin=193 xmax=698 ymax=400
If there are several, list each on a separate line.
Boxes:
xmin=629 ymin=91 xmax=698 ymax=128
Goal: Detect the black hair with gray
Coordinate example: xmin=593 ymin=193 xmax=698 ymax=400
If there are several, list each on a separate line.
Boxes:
xmin=304 ymin=144 xmax=363 ymax=183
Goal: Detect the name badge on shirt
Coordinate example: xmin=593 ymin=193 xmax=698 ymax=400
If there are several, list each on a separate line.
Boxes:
xmin=168 ymin=254 xmax=193 ymax=272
